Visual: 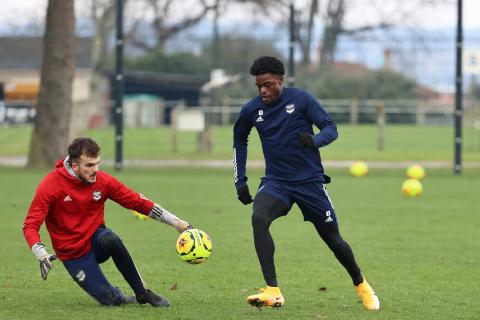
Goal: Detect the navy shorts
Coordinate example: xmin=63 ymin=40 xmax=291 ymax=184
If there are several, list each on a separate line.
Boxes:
xmin=256 ymin=179 xmax=337 ymax=224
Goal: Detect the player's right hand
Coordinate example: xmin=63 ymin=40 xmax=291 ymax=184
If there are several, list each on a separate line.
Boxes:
xmin=39 ymin=255 xmax=57 ymax=280
xmin=298 ymin=132 xmax=316 ymax=148
xmin=175 ymin=220 xmax=193 ymax=233
xmin=237 ymin=185 xmax=253 ymax=205
xmin=32 ymin=242 xmax=57 ymax=280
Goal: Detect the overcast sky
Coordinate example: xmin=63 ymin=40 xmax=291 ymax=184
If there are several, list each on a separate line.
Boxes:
xmin=0 ymin=0 xmax=479 ymax=31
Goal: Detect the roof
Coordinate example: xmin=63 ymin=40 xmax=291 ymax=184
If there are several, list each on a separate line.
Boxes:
xmin=0 ymin=36 xmax=92 ymax=69
xmin=110 ymin=71 xmax=208 ymax=106
xmin=331 ymin=62 xmax=371 ymax=77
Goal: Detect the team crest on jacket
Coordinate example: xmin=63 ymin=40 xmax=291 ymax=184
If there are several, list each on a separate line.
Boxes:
xmin=285 ymin=104 xmax=295 ymax=114
xmin=256 ymin=109 xmax=264 ymax=122
xmin=92 ymin=190 xmax=102 ymax=201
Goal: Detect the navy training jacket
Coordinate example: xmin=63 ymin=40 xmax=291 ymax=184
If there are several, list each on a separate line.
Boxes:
xmin=233 ymin=87 xmax=338 ymax=190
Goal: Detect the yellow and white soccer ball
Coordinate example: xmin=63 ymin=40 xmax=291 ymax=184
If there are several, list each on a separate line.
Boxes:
xmin=402 ymin=179 xmax=423 ymax=197
xmin=176 ymin=229 xmax=212 ymax=264
xmin=350 ymin=161 xmax=368 ymax=177
xmin=406 ymin=164 xmax=426 ymax=180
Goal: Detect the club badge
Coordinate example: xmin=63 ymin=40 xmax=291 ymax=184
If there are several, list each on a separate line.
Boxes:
xmin=285 ymin=104 xmax=295 ymax=114
xmin=76 ymin=270 xmax=86 ymax=282
xmin=256 ymin=109 xmax=264 ymax=122
xmin=92 ymin=190 xmax=102 ymax=201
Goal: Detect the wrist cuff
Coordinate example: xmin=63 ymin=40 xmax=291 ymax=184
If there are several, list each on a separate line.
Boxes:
xmin=149 ymin=203 xmax=180 ymax=227
xmin=32 ymin=242 xmax=49 ymax=261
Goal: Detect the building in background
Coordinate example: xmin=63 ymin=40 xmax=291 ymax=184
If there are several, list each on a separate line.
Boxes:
xmin=0 ymin=36 xmax=103 ymax=132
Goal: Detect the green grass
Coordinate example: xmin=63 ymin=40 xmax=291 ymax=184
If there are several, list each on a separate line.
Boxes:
xmin=1 ymin=167 xmax=479 ymax=319
xmin=1 ymin=124 xmax=479 ymax=162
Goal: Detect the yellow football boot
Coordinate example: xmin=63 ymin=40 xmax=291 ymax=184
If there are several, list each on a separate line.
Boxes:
xmin=247 ymin=286 xmax=284 ymax=308
xmin=355 ymin=278 xmax=380 ymax=310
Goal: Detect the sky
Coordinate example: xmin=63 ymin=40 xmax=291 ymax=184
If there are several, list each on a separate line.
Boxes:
xmin=0 ymin=0 xmax=477 ymax=92
xmin=0 ymin=0 xmax=480 ymax=31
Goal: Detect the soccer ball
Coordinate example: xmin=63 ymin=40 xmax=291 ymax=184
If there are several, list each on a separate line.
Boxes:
xmin=406 ymin=164 xmax=425 ymax=180
xmin=176 ymin=229 xmax=212 ymax=264
xmin=132 ymin=210 xmax=149 ymax=221
xmin=350 ymin=161 xmax=368 ymax=177
xmin=402 ymin=179 xmax=423 ymax=197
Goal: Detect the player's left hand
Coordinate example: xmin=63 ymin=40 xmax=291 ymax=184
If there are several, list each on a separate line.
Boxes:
xmin=175 ymin=220 xmax=192 ymax=233
xmin=237 ymin=185 xmax=253 ymax=205
xmin=298 ymin=132 xmax=316 ymax=148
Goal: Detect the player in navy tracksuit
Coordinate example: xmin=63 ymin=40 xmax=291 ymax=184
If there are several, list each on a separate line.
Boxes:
xmin=233 ymin=56 xmax=379 ymax=310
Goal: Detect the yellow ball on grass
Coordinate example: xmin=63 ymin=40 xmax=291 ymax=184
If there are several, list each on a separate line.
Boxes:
xmin=132 ymin=210 xmax=149 ymax=221
xmin=406 ymin=164 xmax=426 ymax=180
xmin=402 ymin=179 xmax=423 ymax=197
xmin=350 ymin=161 xmax=368 ymax=177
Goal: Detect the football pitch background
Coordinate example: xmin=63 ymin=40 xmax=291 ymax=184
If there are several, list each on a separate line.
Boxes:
xmin=1 ymin=124 xmax=480 ymax=162
xmin=1 ymin=167 xmax=479 ymax=320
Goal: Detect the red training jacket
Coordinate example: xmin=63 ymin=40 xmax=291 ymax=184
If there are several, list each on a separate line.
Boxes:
xmin=23 ymin=159 xmax=154 ymax=261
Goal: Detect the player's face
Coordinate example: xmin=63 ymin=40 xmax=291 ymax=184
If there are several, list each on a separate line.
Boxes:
xmin=72 ymin=154 xmax=101 ymax=184
xmin=255 ymin=73 xmax=283 ymax=105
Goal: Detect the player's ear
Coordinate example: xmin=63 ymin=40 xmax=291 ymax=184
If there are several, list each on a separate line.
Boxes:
xmin=71 ymin=161 xmax=80 ymax=172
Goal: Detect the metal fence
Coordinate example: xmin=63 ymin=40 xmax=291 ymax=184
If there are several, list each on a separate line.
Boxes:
xmin=90 ymin=97 xmax=480 ymax=168
xmin=2 ymin=32 xmax=480 ymax=168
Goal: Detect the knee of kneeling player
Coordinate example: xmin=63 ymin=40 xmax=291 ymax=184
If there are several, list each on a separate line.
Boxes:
xmin=98 ymin=230 xmax=123 ymax=251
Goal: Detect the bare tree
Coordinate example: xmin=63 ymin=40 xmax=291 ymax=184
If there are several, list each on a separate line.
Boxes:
xmin=232 ymin=0 xmax=320 ymax=64
xmin=294 ymin=0 xmax=319 ymax=64
xmin=235 ymin=0 xmax=448 ymax=66
xmin=319 ymin=0 xmax=345 ymax=64
xmin=127 ymin=0 xmax=217 ymax=52
xmin=89 ymin=0 xmax=118 ymax=74
xmin=27 ymin=0 xmax=75 ymax=168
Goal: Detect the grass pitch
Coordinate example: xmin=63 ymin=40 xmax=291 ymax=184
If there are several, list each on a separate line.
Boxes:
xmin=1 ymin=124 xmax=479 ymax=162
xmin=1 ymin=167 xmax=479 ymax=319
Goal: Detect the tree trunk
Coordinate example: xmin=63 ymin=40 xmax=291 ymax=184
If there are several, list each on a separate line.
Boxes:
xmin=320 ymin=0 xmax=345 ymax=65
xmin=27 ymin=0 xmax=75 ymax=168
xmin=298 ymin=0 xmax=318 ymax=65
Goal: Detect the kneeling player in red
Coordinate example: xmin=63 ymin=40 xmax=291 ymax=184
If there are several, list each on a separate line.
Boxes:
xmin=23 ymin=137 xmax=191 ymax=306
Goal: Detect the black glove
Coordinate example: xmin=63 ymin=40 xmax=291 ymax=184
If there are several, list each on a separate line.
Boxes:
xmin=323 ymin=174 xmax=331 ymax=184
xmin=237 ymin=185 xmax=253 ymax=205
xmin=298 ymin=132 xmax=316 ymax=148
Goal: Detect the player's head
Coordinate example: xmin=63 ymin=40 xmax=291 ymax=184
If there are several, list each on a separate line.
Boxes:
xmin=250 ymin=56 xmax=285 ymax=105
xmin=68 ymin=137 xmax=101 ymax=184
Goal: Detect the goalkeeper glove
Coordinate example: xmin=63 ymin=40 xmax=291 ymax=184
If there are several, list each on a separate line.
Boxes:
xmin=174 ymin=220 xmax=193 ymax=233
xmin=237 ymin=185 xmax=253 ymax=205
xmin=31 ymin=242 xmax=57 ymax=280
xmin=298 ymin=132 xmax=316 ymax=148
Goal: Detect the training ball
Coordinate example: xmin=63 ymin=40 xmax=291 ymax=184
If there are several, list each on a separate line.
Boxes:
xmin=350 ymin=161 xmax=368 ymax=177
xmin=176 ymin=229 xmax=212 ymax=264
xmin=402 ymin=179 xmax=423 ymax=197
xmin=132 ymin=210 xmax=149 ymax=221
xmin=406 ymin=164 xmax=425 ymax=180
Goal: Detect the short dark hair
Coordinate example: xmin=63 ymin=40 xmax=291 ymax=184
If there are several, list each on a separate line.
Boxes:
xmin=68 ymin=137 xmax=100 ymax=163
xmin=249 ymin=56 xmax=285 ymax=76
